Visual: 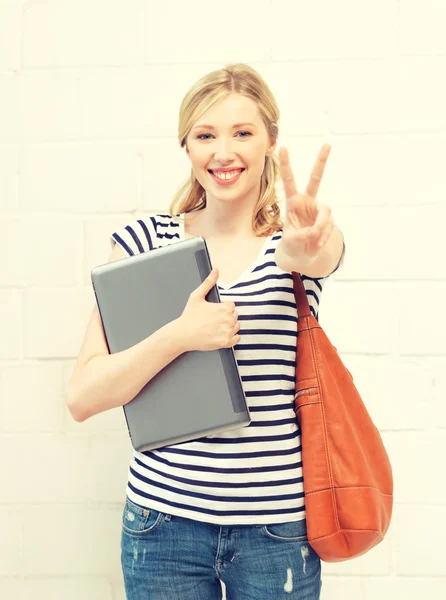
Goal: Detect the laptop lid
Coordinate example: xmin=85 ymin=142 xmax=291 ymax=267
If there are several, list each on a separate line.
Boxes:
xmin=91 ymin=236 xmax=250 ymax=451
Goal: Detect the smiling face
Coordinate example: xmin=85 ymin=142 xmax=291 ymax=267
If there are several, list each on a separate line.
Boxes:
xmin=185 ymin=93 xmax=276 ymax=208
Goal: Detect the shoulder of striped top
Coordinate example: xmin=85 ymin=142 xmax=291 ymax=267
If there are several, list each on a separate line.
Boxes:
xmin=110 ymin=214 xmax=166 ymax=257
xmin=307 ymin=234 xmax=346 ymax=281
xmin=157 ymin=213 xmax=182 ymax=242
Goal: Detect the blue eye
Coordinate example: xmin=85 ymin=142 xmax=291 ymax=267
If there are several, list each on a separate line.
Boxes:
xmin=196 ymin=131 xmax=252 ymax=140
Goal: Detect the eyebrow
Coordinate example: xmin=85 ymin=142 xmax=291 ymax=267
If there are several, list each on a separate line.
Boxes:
xmin=191 ymin=122 xmax=257 ymax=131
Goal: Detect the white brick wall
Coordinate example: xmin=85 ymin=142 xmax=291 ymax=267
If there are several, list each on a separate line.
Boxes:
xmin=1 ymin=1 xmax=445 ymax=598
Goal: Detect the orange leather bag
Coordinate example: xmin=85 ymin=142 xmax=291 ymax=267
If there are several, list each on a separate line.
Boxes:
xmin=292 ymin=273 xmax=393 ymax=562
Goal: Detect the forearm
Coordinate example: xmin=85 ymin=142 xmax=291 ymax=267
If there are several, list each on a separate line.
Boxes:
xmin=67 ymin=318 xmax=188 ymax=422
xmin=275 ymin=225 xmax=345 ymax=278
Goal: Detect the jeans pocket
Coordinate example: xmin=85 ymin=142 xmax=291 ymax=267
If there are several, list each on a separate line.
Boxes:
xmin=261 ymin=518 xmax=309 ymax=542
xmin=121 ymin=497 xmax=165 ymax=536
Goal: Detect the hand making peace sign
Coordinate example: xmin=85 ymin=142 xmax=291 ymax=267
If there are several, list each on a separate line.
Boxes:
xmin=278 ymin=144 xmax=334 ymax=259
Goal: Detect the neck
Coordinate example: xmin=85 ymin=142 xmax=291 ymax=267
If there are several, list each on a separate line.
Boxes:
xmin=196 ymin=181 xmax=263 ymax=240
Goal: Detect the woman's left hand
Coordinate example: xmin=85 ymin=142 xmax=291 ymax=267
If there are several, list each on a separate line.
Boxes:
xmin=278 ymin=144 xmax=334 ymax=259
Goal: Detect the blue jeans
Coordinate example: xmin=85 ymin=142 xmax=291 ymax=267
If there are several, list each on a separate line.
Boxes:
xmin=121 ymin=496 xmax=322 ymax=599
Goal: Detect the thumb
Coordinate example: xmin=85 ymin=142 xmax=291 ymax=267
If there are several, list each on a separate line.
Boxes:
xmin=193 ymin=267 xmax=219 ymax=299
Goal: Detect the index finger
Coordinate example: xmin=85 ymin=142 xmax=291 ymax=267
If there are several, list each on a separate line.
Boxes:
xmin=305 ymin=144 xmax=331 ymax=198
xmin=278 ymin=147 xmax=299 ymax=200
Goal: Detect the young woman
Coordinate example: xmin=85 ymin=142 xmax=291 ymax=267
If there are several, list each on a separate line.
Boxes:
xmin=67 ymin=63 xmax=345 ymax=599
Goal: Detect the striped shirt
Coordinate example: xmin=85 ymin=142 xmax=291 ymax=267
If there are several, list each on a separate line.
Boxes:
xmin=110 ymin=212 xmax=342 ymax=525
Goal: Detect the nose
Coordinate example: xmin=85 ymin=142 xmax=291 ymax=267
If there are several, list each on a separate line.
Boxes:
xmin=213 ymin=137 xmax=236 ymax=163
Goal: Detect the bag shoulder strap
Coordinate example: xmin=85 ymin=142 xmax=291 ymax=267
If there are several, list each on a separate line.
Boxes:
xmin=291 ymin=272 xmax=311 ymax=318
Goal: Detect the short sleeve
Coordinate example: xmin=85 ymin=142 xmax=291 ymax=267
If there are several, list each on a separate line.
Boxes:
xmin=110 ymin=216 xmax=159 ymax=257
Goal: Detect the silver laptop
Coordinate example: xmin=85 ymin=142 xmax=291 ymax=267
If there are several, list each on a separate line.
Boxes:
xmin=91 ymin=236 xmax=251 ymax=452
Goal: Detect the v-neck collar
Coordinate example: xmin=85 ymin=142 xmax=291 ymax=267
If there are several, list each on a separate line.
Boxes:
xmin=176 ymin=215 xmax=274 ymax=291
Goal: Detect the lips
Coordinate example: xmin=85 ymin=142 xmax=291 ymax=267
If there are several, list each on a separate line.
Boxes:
xmin=208 ymin=168 xmax=245 ymax=186
xmin=208 ymin=168 xmax=245 ymax=175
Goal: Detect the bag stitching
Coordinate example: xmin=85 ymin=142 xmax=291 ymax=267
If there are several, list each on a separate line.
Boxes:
xmin=306 ymin=486 xmax=393 ymax=496
xmin=306 ymin=315 xmax=340 ymax=531
xmin=310 ymin=530 xmax=384 ymax=543
xmin=296 ymin=401 xmax=321 ymax=409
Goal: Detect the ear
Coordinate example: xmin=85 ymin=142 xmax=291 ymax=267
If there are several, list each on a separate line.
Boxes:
xmin=266 ymin=138 xmax=277 ymax=156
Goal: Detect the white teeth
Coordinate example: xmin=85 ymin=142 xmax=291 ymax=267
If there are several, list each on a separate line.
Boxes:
xmin=213 ymin=170 xmax=242 ymax=180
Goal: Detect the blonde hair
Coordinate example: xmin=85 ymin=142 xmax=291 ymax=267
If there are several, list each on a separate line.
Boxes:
xmin=168 ymin=63 xmax=283 ymax=237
